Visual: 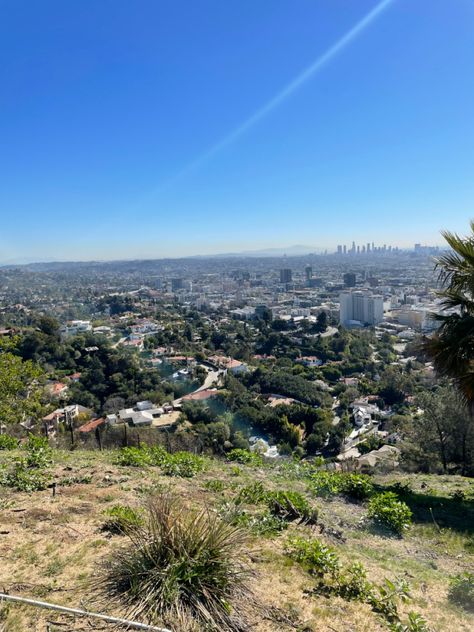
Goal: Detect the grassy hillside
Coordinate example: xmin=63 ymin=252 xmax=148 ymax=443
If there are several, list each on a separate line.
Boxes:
xmin=0 ymin=446 xmax=473 ymax=631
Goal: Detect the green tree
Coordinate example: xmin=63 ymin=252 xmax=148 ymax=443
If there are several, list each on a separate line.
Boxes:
xmin=0 ymin=351 xmax=43 ymax=428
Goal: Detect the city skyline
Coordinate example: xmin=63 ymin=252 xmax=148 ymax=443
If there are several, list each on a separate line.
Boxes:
xmin=1 ymin=1 xmax=473 ymax=261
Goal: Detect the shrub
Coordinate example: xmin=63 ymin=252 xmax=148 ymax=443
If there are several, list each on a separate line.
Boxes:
xmin=448 ymin=572 xmax=474 ymax=612
xmin=235 ymin=481 xmax=269 ymax=505
xmin=116 ymin=446 xmax=152 ymax=467
xmin=368 ymin=492 xmax=412 ymax=535
xmin=335 ymin=562 xmax=374 ymax=602
xmin=0 ymin=434 xmax=18 ymax=450
xmin=6 ymin=459 xmax=51 ymax=492
xmin=227 ymin=449 xmax=263 ymax=466
xmin=269 ymin=490 xmax=318 ymax=524
xmin=226 ymin=507 xmax=287 ymax=536
xmin=23 ymin=435 xmax=52 ymax=469
xmin=235 ymin=483 xmax=317 ymax=524
xmin=389 ymin=611 xmax=431 ymax=631
xmin=159 ymin=451 xmax=206 ymax=478
xmin=286 ymin=537 xmax=340 ymax=578
xmin=100 ymin=494 xmax=253 ymax=631
xmin=102 ymin=505 xmax=144 ymax=535
xmin=309 ymin=470 xmax=343 ymax=497
xmin=204 ymin=479 xmax=226 ymax=492
xmin=339 ymin=473 xmax=374 ymax=500
xmin=286 ymin=537 xmax=416 ymax=627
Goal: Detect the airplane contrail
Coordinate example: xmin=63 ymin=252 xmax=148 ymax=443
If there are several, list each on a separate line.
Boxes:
xmin=159 ymin=0 xmax=395 ymax=188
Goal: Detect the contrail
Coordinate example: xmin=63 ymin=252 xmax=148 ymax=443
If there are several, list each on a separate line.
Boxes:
xmin=159 ymin=0 xmax=395 ymax=188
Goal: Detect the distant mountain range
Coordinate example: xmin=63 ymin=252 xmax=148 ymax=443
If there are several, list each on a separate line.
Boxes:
xmin=0 ymin=245 xmax=324 ymax=267
xmin=199 ymin=245 xmax=324 ymax=258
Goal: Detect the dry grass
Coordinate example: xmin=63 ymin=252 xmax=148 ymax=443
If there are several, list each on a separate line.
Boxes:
xmin=0 ymin=450 xmax=473 ymax=630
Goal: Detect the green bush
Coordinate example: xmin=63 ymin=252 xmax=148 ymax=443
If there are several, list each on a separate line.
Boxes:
xmin=286 ymin=537 xmax=340 ymax=578
xmin=339 ymin=473 xmax=374 ymax=500
xmin=116 ymin=446 xmax=152 ymax=467
xmin=309 ymin=470 xmax=343 ymax=497
xmin=227 ymin=449 xmax=263 ymax=466
xmin=204 ymin=479 xmax=226 ymax=492
xmin=6 ymin=459 xmax=51 ymax=492
xmin=226 ymin=507 xmax=287 ymax=536
xmin=389 ymin=612 xmax=431 ymax=632
xmin=23 ymin=435 xmax=52 ymax=468
xmin=286 ymin=537 xmax=416 ymax=627
xmin=235 ymin=483 xmax=317 ymax=524
xmin=235 ymin=481 xmax=269 ymax=505
xmin=100 ymin=494 xmax=253 ymax=631
xmin=448 ymin=572 xmax=474 ymax=612
xmin=309 ymin=471 xmax=374 ymax=500
xmin=269 ymin=490 xmax=318 ymax=524
xmin=160 ymin=451 xmax=206 ymax=478
xmin=103 ymin=505 xmax=144 ymax=535
xmin=368 ymin=492 xmax=412 ymax=535
xmin=0 ymin=434 xmax=18 ymax=450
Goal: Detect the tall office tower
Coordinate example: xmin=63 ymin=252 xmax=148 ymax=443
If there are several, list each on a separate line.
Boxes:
xmin=372 ymin=242 xmax=375 ymax=251
xmin=337 ymin=245 xmax=342 ymax=255
xmin=343 ymin=272 xmax=356 ymax=288
xmin=367 ymin=243 xmax=371 ymax=253
xmin=357 ymin=245 xmax=360 ymax=254
xmin=351 ymin=241 xmax=356 ymax=253
xmin=280 ymin=268 xmax=292 ymax=284
xmin=362 ymin=245 xmax=366 ymax=253
xmin=171 ymin=278 xmax=184 ymax=292
xmin=339 ymin=291 xmax=384 ymax=326
xmin=343 ymin=245 xmax=347 ymax=255
xmin=305 ymin=265 xmax=313 ymax=281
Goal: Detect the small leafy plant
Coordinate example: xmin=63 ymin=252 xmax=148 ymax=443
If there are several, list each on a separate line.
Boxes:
xmin=0 ymin=434 xmax=18 ymax=450
xmin=448 ymin=572 xmax=474 ymax=612
xmin=286 ymin=537 xmax=339 ymax=578
xmin=227 ymin=449 xmax=263 ymax=466
xmin=339 ymin=473 xmax=374 ymax=500
xmin=6 ymin=459 xmax=51 ymax=492
xmin=116 ymin=446 xmax=152 ymax=467
xmin=368 ymin=492 xmax=412 ymax=535
xmin=23 ymin=435 xmax=53 ymax=468
xmin=103 ymin=504 xmax=144 ymax=535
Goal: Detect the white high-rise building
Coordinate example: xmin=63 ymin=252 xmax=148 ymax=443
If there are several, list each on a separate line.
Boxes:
xmin=339 ymin=291 xmax=384 ymax=326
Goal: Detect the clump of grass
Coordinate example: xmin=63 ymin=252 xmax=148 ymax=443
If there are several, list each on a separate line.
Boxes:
xmin=102 ymin=504 xmax=144 ymax=535
xmin=368 ymin=492 xmax=412 ymax=535
xmin=100 ymin=494 xmax=254 ymax=631
xmin=448 ymin=572 xmax=474 ymax=612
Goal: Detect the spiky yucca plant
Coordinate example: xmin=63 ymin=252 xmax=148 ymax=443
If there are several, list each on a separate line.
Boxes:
xmin=100 ymin=493 xmax=253 ymax=631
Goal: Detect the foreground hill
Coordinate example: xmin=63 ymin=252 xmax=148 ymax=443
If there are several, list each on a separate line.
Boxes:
xmin=0 ymin=446 xmax=473 ymax=631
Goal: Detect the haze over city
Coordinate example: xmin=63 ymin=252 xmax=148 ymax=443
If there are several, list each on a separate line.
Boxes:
xmin=1 ymin=0 xmax=474 ymax=262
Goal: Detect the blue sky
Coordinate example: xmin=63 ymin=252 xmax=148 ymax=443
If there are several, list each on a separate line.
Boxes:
xmin=1 ymin=0 xmax=473 ymax=261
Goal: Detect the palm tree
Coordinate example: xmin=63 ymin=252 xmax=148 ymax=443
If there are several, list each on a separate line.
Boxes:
xmin=423 ymin=220 xmax=474 ymax=408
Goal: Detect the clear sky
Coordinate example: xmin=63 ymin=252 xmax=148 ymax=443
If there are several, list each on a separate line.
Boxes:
xmin=1 ymin=0 xmax=474 ymax=262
